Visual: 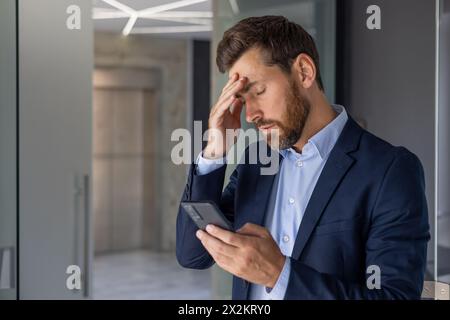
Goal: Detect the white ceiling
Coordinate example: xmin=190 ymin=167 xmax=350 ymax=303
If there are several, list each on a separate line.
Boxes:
xmin=93 ymin=0 xmax=213 ymax=39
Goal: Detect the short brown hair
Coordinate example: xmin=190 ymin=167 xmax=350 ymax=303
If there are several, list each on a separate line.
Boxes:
xmin=216 ymin=15 xmax=324 ymax=91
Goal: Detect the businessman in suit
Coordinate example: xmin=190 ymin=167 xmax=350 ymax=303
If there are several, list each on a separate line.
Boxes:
xmin=176 ymin=16 xmax=430 ymax=299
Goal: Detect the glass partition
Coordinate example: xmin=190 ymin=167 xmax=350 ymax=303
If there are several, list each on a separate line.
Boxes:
xmin=437 ymin=0 xmax=450 ymax=284
xmin=211 ymin=0 xmax=337 ymax=299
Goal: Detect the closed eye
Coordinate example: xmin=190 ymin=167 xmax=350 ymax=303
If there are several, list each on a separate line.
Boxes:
xmin=256 ymin=88 xmax=266 ymax=96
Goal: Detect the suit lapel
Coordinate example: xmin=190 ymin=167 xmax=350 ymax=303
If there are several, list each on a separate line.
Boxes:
xmin=244 ymin=155 xmax=283 ymax=227
xmin=291 ymin=117 xmax=362 ymax=260
xmin=290 ymin=150 xmax=354 ymax=259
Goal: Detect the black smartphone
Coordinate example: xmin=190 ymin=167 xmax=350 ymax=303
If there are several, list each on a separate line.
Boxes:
xmin=181 ymin=200 xmax=233 ymax=231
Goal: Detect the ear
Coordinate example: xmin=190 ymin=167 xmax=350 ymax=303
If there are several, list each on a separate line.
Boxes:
xmin=292 ymin=53 xmax=317 ymax=89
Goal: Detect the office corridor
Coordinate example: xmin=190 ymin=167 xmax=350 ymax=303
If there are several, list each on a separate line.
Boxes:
xmin=93 ymin=250 xmax=212 ymax=300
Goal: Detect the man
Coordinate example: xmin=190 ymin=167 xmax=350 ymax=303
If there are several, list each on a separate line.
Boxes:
xmin=176 ymin=16 xmax=429 ymax=299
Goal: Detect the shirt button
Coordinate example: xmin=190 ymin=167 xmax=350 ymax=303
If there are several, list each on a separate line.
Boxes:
xmin=296 ymin=160 xmax=303 ymax=167
xmin=283 ymin=235 xmax=290 ymax=243
xmin=288 ymin=197 xmax=295 ymax=204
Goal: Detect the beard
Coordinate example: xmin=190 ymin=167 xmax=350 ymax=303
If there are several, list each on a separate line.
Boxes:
xmin=256 ymin=76 xmax=311 ymax=150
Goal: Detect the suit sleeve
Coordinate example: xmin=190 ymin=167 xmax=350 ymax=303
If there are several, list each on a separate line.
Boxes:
xmin=284 ymin=148 xmax=430 ymax=300
xmin=176 ymin=162 xmax=238 ymax=269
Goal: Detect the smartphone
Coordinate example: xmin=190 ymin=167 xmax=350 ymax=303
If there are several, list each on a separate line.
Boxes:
xmin=181 ymin=200 xmax=233 ymax=231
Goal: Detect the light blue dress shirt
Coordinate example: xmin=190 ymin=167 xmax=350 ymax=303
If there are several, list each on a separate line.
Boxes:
xmin=196 ymin=104 xmax=348 ymax=299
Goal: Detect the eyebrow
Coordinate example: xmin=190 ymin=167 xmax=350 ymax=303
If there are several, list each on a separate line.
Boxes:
xmin=236 ymin=81 xmax=258 ymax=98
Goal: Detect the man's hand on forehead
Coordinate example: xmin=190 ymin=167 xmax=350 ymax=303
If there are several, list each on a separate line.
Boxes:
xmin=228 ymin=74 xmax=260 ymax=100
xmin=203 ymin=72 xmax=248 ymax=159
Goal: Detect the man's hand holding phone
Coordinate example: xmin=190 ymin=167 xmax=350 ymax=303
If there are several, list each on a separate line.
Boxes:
xmin=203 ymin=73 xmax=248 ymax=159
xmin=196 ymin=223 xmax=286 ymax=289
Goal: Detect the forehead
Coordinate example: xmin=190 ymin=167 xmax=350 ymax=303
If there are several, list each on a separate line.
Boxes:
xmin=228 ymin=47 xmax=281 ymax=81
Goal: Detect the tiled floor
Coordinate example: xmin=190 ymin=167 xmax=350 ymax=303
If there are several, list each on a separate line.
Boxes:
xmin=93 ymin=250 xmax=212 ymax=300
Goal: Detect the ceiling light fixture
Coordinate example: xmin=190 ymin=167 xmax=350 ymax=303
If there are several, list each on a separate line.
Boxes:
xmin=94 ymin=9 xmax=213 ymax=19
xmin=229 ymin=0 xmax=240 ymax=15
xmin=98 ymin=0 xmax=212 ymax=36
xmin=101 ymin=0 xmax=135 ymax=15
xmin=140 ymin=11 xmax=213 ymax=18
xmin=100 ymin=0 xmax=137 ymax=35
xmin=139 ymin=0 xmax=209 ymax=16
xmin=145 ymin=17 xmax=211 ymax=25
xmin=93 ymin=8 xmax=128 ymax=19
xmin=131 ymin=25 xmax=212 ymax=34
xmin=122 ymin=13 xmax=138 ymax=36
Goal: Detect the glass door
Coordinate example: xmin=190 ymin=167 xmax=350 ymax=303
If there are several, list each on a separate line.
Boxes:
xmin=0 ymin=0 xmax=17 ymax=300
xmin=211 ymin=0 xmax=337 ymax=299
xmin=18 ymin=0 xmax=93 ymax=299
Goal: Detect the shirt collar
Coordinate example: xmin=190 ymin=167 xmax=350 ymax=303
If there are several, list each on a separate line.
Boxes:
xmin=280 ymin=104 xmax=348 ymax=160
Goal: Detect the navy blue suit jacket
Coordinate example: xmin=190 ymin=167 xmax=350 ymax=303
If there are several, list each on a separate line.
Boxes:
xmin=176 ymin=117 xmax=430 ymax=299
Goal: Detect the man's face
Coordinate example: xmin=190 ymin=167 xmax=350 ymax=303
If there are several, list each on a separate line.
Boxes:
xmin=229 ymin=47 xmax=311 ymax=150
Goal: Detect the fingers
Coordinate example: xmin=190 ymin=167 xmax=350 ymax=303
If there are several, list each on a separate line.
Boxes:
xmin=221 ymin=73 xmax=239 ymax=93
xmin=210 ymin=75 xmax=247 ymax=120
xmin=222 ymin=76 xmax=246 ymax=96
xmin=196 ymin=229 xmax=237 ymax=258
xmin=212 ymin=81 xmax=246 ymax=117
xmin=205 ymin=225 xmax=246 ymax=247
xmin=210 ymin=95 xmax=235 ymax=121
xmin=237 ymin=223 xmax=270 ymax=238
xmin=218 ymin=80 xmax=245 ymax=108
xmin=230 ymin=98 xmax=244 ymax=119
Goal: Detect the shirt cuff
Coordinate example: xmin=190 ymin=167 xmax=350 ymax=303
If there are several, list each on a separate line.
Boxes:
xmin=265 ymin=256 xmax=291 ymax=299
xmin=195 ymin=152 xmax=227 ymax=175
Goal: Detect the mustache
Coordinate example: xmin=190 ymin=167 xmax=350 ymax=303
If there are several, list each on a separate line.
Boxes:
xmin=255 ymin=119 xmax=282 ymax=129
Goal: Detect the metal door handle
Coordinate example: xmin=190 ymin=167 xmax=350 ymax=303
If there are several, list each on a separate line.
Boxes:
xmin=83 ymin=174 xmax=91 ymax=298
xmin=0 ymin=247 xmax=15 ymax=290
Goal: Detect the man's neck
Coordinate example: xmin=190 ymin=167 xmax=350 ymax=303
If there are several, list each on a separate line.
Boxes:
xmin=292 ymin=96 xmax=337 ymax=153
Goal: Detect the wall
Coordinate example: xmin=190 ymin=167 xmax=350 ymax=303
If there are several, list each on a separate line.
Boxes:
xmin=342 ymin=0 xmax=437 ymax=275
xmin=94 ymin=33 xmax=188 ymax=251
xmin=192 ymin=40 xmax=211 ymax=155
xmin=93 ymin=73 xmax=159 ymax=253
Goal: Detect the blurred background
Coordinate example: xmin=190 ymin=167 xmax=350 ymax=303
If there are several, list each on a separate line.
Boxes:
xmin=0 ymin=0 xmax=449 ymax=299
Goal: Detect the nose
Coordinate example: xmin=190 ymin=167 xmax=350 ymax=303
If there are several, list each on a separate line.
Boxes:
xmin=245 ymin=101 xmax=262 ymax=124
